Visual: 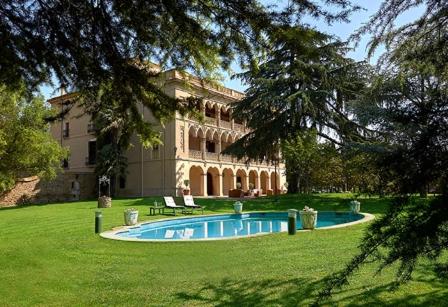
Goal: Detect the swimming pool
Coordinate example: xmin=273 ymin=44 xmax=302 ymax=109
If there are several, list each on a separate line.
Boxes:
xmin=101 ymin=211 xmax=374 ymax=242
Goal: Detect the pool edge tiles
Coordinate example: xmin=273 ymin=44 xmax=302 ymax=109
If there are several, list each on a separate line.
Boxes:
xmin=100 ymin=211 xmax=375 ymax=242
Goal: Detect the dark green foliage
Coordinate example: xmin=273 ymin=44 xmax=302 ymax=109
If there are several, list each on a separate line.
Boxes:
xmin=317 ymin=0 xmax=448 ymax=302
xmin=224 ymin=25 xmax=368 ymax=159
xmin=0 ymin=86 xmax=67 ymax=193
xmin=0 ymin=0 xmax=276 ymax=150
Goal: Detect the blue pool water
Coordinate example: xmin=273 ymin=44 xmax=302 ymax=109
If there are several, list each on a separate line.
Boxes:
xmin=115 ymin=212 xmax=364 ymax=241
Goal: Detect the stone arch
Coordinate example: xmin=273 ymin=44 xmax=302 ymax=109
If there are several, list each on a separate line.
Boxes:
xmin=236 ymin=169 xmax=248 ymax=191
xmin=248 ymin=170 xmax=258 ymax=189
xmin=221 ymin=131 xmax=231 ymax=152
xmin=197 ymin=126 xmax=205 ymax=138
xmin=220 ymin=105 xmax=230 ymax=122
xmin=189 ymin=165 xmax=204 ymax=196
xmin=188 ymin=126 xmax=201 ymax=151
xmin=222 ymin=168 xmax=234 ymax=196
xmin=260 ymin=171 xmax=269 ymax=194
xmin=205 ymin=101 xmax=217 ymax=118
xmin=206 ymin=167 xmax=220 ymax=196
xmin=188 ymin=125 xmax=198 ymax=138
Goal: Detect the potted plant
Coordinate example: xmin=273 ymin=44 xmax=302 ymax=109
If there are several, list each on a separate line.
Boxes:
xmin=299 ymin=206 xmax=318 ymax=229
xmin=233 ymin=201 xmax=243 ymax=214
xmin=349 ymin=199 xmax=361 ymax=213
xmin=236 ymin=182 xmax=242 ymax=190
xmin=183 ymin=179 xmax=190 ymax=195
xmin=124 ymin=208 xmax=139 ymax=226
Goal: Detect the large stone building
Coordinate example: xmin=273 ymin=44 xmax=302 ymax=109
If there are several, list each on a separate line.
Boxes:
xmin=48 ymin=69 xmax=286 ymax=198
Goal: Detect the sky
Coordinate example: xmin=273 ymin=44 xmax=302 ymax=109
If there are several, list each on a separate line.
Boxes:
xmin=41 ymin=1 xmax=423 ymax=99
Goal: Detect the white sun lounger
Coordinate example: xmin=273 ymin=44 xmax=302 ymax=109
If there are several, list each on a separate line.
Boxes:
xmin=163 ymin=196 xmax=185 ymax=216
xmin=183 ymin=195 xmax=204 ymax=214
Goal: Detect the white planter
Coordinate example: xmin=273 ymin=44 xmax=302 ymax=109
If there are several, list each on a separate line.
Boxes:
xmin=233 ymin=202 xmax=243 ymax=214
xmin=124 ymin=210 xmax=139 ymax=226
xmin=349 ymin=201 xmax=361 ymax=213
xmin=299 ymin=210 xmax=318 ymax=229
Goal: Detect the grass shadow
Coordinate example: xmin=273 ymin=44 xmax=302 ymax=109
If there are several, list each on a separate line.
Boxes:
xmin=175 ymin=273 xmax=448 ymax=306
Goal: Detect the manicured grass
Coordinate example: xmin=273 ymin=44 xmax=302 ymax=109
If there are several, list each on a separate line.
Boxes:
xmin=0 ymin=194 xmax=447 ymax=306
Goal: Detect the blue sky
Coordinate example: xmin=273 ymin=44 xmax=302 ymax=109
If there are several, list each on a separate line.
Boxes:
xmin=41 ymin=1 xmax=423 ymax=99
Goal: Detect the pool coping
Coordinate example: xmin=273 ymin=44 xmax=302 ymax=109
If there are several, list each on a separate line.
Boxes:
xmin=100 ymin=211 xmax=375 ymax=243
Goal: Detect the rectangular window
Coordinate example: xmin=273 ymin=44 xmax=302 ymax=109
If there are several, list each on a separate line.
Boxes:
xmin=152 ymin=144 xmax=159 ymax=159
xmin=119 ymin=176 xmax=126 ymax=189
xmin=63 ymin=122 xmax=70 ymax=137
xmin=87 ymin=140 xmax=96 ymax=165
xmin=206 ymin=141 xmax=215 ymax=153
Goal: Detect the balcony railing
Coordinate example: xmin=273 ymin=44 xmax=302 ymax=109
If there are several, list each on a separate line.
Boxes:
xmin=234 ymin=123 xmax=244 ymax=132
xmin=188 ymin=150 xmax=202 ymax=159
xmin=220 ymin=120 xmax=231 ymax=129
xmin=220 ymin=154 xmax=233 ymax=162
xmin=186 ymin=150 xmax=277 ymax=167
xmin=205 ymin=116 xmax=216 ymax=125
xmin=206 ymin=152 xmax=219 ymax=161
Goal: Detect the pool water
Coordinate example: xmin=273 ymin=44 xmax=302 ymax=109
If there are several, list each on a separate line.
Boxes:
xmin=113 ymin=212 xmax=364 ymax=241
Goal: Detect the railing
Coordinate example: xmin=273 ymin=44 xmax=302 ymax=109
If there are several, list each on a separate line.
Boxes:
xmin=220 ymin=154 xmax=233 ymax=162
xmin=234 ymin=123 xmax=244 ymax=132
xmin=206 ymin=152 xmax=219 ymax=161
xmin=220 ymin=120 xmax=231 ymax=129
xmin=188 ymin=150 xmax=203 ymax=159
xmin=185 ymin=150 xmax=279 ymax=167
xmin=205 ymin=116 xmax=216 ymax=125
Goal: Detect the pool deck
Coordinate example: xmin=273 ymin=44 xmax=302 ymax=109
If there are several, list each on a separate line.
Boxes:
xmin=100 ymin=211 xmax=375 ymax=243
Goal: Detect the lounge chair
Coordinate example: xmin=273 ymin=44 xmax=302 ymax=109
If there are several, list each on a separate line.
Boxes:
xmin=183 ymin=195 xmax=204 ymax=214
xmin=163 ymin=196 xmax=185 ymax=216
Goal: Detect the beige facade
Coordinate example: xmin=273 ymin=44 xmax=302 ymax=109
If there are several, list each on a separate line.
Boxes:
xmin=48 ymin=70 xmax=286 ymax=197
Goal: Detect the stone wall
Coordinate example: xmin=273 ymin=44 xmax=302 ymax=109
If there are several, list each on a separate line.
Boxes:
xmin=0 ymin=173 xmax=96 ymax=207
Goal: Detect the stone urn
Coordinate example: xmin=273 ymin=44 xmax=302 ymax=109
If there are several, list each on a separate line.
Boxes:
xmin=299 ymin=206 xmax=318 ymax=230
xmin=124 ymin=208 xmax=139 ymax=226
xmin=233 ymin=201 xmax=243 ymax=214
xmin=98 ymin=196 xmax=112 ymax=208
xmin=349 ymin=200 xmax=361 ymax=213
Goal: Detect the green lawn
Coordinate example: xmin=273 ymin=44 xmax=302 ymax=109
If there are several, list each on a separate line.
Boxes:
xmin=0 ymin=194 xmax=446 ymax=306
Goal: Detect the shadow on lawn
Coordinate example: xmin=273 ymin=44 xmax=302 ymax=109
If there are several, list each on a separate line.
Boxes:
xmin=0 ymin=193 xmax=391 ymax=216
xmin=175 ymin=274 xmax=448 ymax=306
xmin=123 ymin=194 xmax=391 ymax=215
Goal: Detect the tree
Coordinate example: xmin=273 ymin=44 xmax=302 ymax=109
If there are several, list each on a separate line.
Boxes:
xmin=0 ymin=86 xmax=67 ymax=194
xmin=281 ymin=130 xmax=319 ymax=193
xmin=224 ymin=24 xmax=369 ymax=160
xmin=317 ymin=0 xmax=448 ymax=302
xmin=1 ymin=0 xmax=276 ymax=149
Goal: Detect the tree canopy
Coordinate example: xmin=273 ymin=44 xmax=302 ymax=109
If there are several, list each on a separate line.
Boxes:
xmin=224 ymin=25 xmax=369 ymax=160
xmin=0 ymin=86 xmax=66 ymax=193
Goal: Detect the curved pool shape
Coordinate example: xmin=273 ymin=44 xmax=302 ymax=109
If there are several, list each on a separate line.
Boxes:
xmin=101 ymin=212 xmax=374 ymax=242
